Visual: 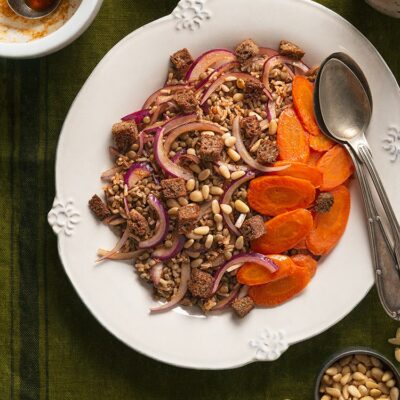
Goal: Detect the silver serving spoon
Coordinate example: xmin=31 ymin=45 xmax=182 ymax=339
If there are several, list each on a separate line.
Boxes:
xmin=7 ymin=0 xmax=61 ymax=19
xmin=314 ymin=54 xmax=400 ymax=320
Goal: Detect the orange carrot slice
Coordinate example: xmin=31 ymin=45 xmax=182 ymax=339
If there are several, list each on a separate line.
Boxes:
xmin=248 ymin=175 xmax=316 ymax=216
xmin=309 ymin=131 xmax=335 ymax=152
xmin=277 ymin=107 xmax=310 ymax=163
xmin=317 ymin=145 xmax=354 ymax=191
xmin=252 ymin=209 xmax=313 ymax=254
xmin=308 ymin=150 xmax=323 ymax=167
xmin=237 ymin=254 xmax=296 ymax=286
xmin=272 ymin=161 xmax=322 ymax=188
xmin=248 ymin=265 xmax=312 ymax=306
xmin=306 ymin=185 xmax=351 ymax=255
xmin=292 ymin=75 xmax=321 ymax=136
xmin=291 ymin=254 xmax=318 ymax=278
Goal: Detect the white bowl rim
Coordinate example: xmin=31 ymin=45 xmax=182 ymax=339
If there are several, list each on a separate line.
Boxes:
xmin=0 ymin=0 xmax=103 ymax=59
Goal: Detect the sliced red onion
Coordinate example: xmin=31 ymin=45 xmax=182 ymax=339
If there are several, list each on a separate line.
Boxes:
xmin=138 ymin=194 xmax=169 ymax=249
xmin=97 ymin=248 xmax=144 ymax=260
xmin=238 ymin=285 xmax=249 ymax=299
xmin=142 ymin=84 xmax=189 ymax=109
xmin=258 ymin=47 xmax=279 ymax=57
xmin=154 ymin=128 xmax=194 ymax=180
xmin=153 ymin=235 xmax=185 ymax=261
xmin=201 ymin=72 xmax=272 ymax=105
xmin=163 ymin=113 xmax=198 ymax=135
xmin=123 ymin=197 xmax=130 ymax=217
xmin=149 ymin=102 xmax=169 ymax=125
xmin=141 ymin=120 xmax=168 ymax=133
xmin=232 ymin=116 xmax=291 ymax=173
xmin=124 ymin=162 xmax=152 ymax=189
xmin=266 ymin=100 xmax=277 ymax=122
xmin=195 ymin=61 xmax=240 ymax=91
xmin=185 ymin=49 xmax=237 ymax=82
xmin=211 ymin=253 xmax=279 ymax=294
xmin=150 ymin=262 xmax=164 ymax=285
xmin=262 ymin=55 xmax=309 ymax=89
xmin=211 ymin=284 xmax=241 ymax=311
xmin=101 ymin=166 xmax=122 ymax=181
xmin=220 ymin=171 xmax=256 ymax=235
xmin=156 ymin=95 xmax=174 ymax=105
xmin=121 ymin=108 xmax=151 ymax=123
xmin=96 ymin=227 xmax=130 ymax=262
xmin=150 ymin=262 xmax=190 ymax=312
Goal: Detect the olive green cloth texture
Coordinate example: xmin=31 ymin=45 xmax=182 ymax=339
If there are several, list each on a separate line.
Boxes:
xmin=0 ymin=1 xmax=399 ymax=399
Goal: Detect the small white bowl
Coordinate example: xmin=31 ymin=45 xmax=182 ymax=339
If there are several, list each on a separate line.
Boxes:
xmin=0 ymin=0 xmax=103 ymax=59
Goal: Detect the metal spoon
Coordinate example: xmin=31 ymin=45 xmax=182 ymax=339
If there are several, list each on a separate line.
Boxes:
xmin=314 ymin=54 xmax=400 ymax=320
xmin=7 ymin=0 xmax=61 ymax=19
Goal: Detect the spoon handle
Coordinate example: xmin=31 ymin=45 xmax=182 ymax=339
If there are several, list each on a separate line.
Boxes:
xmin=357 ymin=143 xmax=400 ymax=268
xmin=347 ymin=145 xmax=400 ymax=320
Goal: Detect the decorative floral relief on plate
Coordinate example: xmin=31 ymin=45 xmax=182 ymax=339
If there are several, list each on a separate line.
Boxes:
xmin=48 ymin=198 xmax=80 ymax=236
xmin=382 ymin=126 xmax=400 ymax=163
xmin=250 ymin=329 xmax=289 ymax=361
xmin=173 ymin=0 xmax=211 ymax=30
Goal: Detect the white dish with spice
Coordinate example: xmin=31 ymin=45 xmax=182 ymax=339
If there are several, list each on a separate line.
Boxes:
xmin=0 ymin=0 xmax=102 ymax=58
xmin=48 ymin=0 xmax=400 ymax=369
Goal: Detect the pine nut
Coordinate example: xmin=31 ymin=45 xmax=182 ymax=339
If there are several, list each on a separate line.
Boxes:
xmin=370 ymin=389 xmax=382 ymax=397
xmin=371 ymin=358 xmax=383 ymax=368
xmin=340 ymin=356 xmax=353 ymax=367
xmin=390 ymin=387 xmax=399 ymax=400
xmin=219 ymin=164 xmax=231 ymax=179
xmin=214 ymin=213 xmax=223 ymax=222
xmin=395 ymin=348 xmax=400 ymax=363
xmin=260 ymin=119 xmax=269 ymax=131
xmin=221 ymin=84 xmax=230 ymax=93
xmin=231 ymin=170 xmax=246 ymax=180
xmin=210 ymin=186 xmax=224 ymax=195
xmin=326 ymin=387 xmax=341 ymax=398
xmin=205 ymin=234 xmax=213 ymax=249
xmin=358 ymin=364 xmax=367 ymax=374
xmin=342 ymin=384 xmax=349 ymax=399
xmin=233 ymin=93 xmax=244 ymax=102
xmin=225 ymin=136 xmax=237 ymax=147
xmin=382 ymin=371 xmax=393 ymax=382
xmin=184 ymin=239 xmax=194 ymax=248
xmin=348 ymin=385 xmax=361 ymax=398
xmin=235 ymin=236 xmax=244 ymax=250
xmin=372 ymin=368 xmax=384 ymax=381
xmin=220 ymin=204 xmax=232 ymax=214
xmin=250 ymin=139 xmax=262 ymax=153
xmin=379 ymin=382 xmax=390 ymax=394
xmin=227 ymin=148 xmax=241 ymax=161
xmin=333 ymin=373 xmax=342 ymax=382
xmin=198 ymin=169 xmax=211 ymax=181
xmin=222 ymin=132 xmax=231 ymax=140
xmin=202 ymin=130 xmax=215 ymax=136
xmin=186 ymin=251 xmax=201 ymax=258
xmin=249 ymin=111 xmax=262 ymax=121
xmin=168 ymin=207 xmax=179 ymax=215
xmin=366 ymin=380 xmax=379 ymax=389
xmin=341 ymin=373 xmax=351 ymax=386
xmin=202 ymin=185 xmax=210 ymax=200
xmin=187 ymin=148 xmax=196 ymax=155
xmin=186 ymin=179 xmax=196 ymax=191
xmin=353 ymin=372 xmax=366 ymax=381
xmin=389 ymin=338 xmax=400 ymax=345
xmin=167 ymin=199 xmax=179 ymax=208
xmin=269 ymin=119 xmax=278 ymax=135
xmin=189 ymin=164 xmax=202 ymax=174
xmin=321 ymin=396 xmax=331 ymax=400
xmin=178 ymin=197 xmax=188 ymax=206
xmin=360 ymin=397 xmax=374 ymax=400
xmin=387 ymin=379 xmax=396 ymax=388
xmin=234 ymin=199 xmax=250 ymax=213
xmin=193 ymin=226 xmax=210 ymax=235
xmin=359 ymin=385 xmax=368 ymax=396
xmin=191 ymin=258 xmax=203 ymax=268
xmin=342 ymin=366 xmax=351 ymax=375
xmin=327 ymin=367 xmax=339 ymax=376
xmin=216 ymin=222 xmax=223 ymax=231
xmin=212 ymin=200 xmax=220 ymax=214
xmin=356 ymin=355 xmax=371 ymax=366
xmin=190 ymin=190 xmax=204 ymax=202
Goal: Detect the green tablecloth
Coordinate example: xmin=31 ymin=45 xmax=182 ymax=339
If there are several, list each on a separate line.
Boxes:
xmin=0 ymin=1 xmax=399 ymax=398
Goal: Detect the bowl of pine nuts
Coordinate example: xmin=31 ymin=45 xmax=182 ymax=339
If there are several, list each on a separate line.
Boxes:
xmin=315 ymin=347 xmax=400 ymax=400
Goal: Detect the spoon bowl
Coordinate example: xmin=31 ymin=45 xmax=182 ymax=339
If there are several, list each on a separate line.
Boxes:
xmin=7 ymin=0 xmax=62 ymax=19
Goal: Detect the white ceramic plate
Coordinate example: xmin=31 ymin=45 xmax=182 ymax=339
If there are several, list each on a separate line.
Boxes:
xmin=48 ymin=0 xmax=400 ymax=369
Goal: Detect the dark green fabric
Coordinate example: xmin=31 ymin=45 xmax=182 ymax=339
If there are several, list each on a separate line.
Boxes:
xmin=0 ymin=1 xmax=399 ymax=399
